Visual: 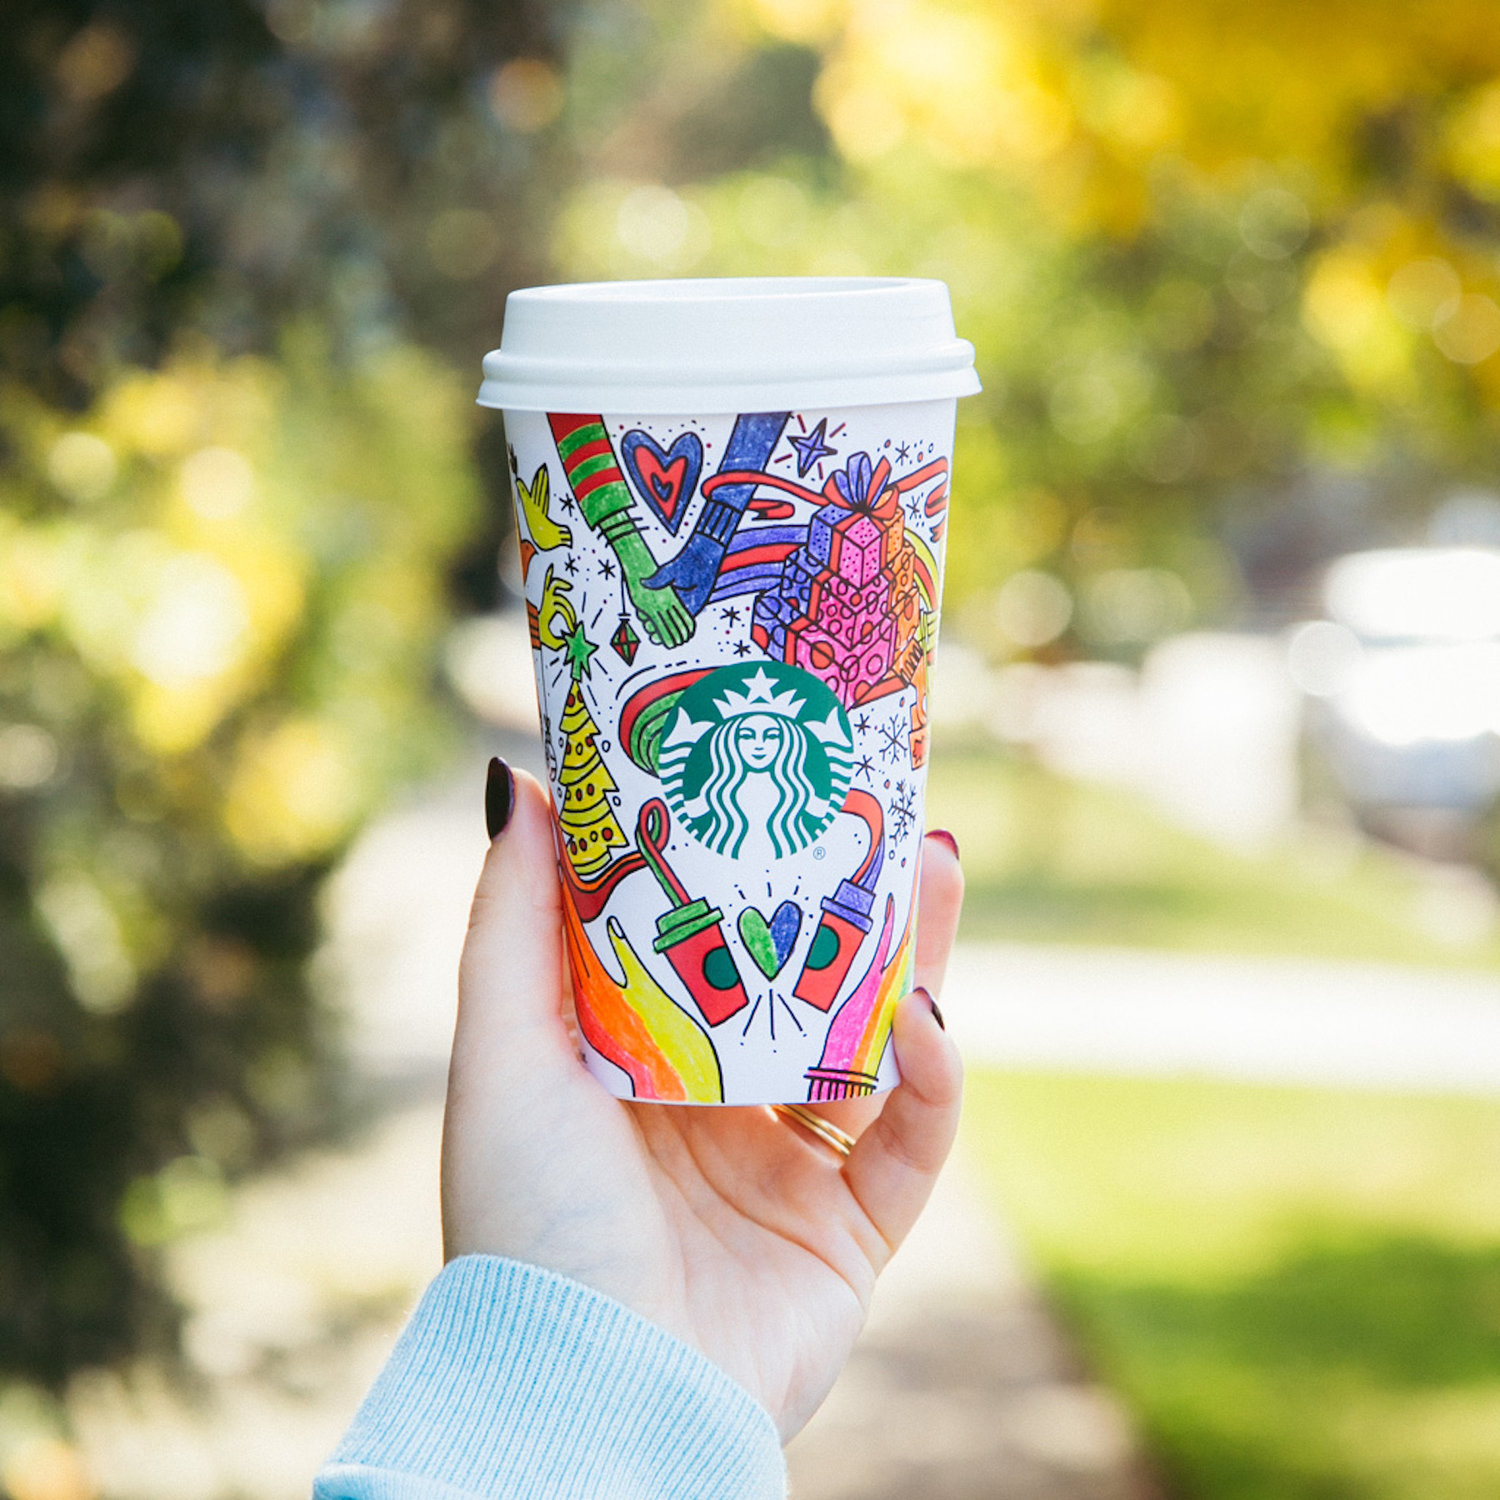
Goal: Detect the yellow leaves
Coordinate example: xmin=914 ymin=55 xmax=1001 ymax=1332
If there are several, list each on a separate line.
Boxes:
xmin=740 ymin=0 xmax=844 ymax=46
xmin=126 ymin=534 xmax=306 ymax=757
xmin=813 ymin=0 xmax=1072 ymax=169
xmin=224 ymin=717 xmax=360 ymax=866
xmin=178 ymin=446 xmax=255 ymax=520
xmin=1386 ymin=257 xmax=1463 ymax=332
xmin=1432 ymin=295 xmax=1500 ymax=367
xmin=1303 ymin=252 xmax=1400 ymax=378
xmin=1444 ymin=81 xmax=1500 ymax=202
xmin=1304 ymin=249 xmax=1375 ymax=354
xmin=553 ymin=179 xmax=713 ymax=278
xmin=103 ymin=368 xmax=203 ymax=456
xmin=99 ymin=356 xmax=276 ymax=460
xmin=0 ymin=520 xmax=74 ymax=632
xmin=17 ymin=512 xmax=307 ymax=757
xmin=46 ymin=432 xmax=117 ymax=503
xmin=1071 ymin=52 xmax=1178 ymax=156
xmin=7 ymin=334 xmax=476 ymax=887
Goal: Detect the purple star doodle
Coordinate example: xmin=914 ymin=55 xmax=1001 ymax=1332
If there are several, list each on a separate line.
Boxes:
xmin=788 ymin=418 xmax=838 ymax=478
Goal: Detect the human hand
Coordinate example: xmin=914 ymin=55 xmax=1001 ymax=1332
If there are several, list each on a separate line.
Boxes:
xmin=442 ymin=768 xmax=964 ymax=1440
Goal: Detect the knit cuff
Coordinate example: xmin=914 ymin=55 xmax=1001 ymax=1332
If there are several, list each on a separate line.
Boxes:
xmin=314 ymin=1256 xmax=785 ymax=1500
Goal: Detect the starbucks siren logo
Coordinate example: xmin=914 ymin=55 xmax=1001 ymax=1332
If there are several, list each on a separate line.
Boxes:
xmin=659 ymin=662 xmax=854 ymax=858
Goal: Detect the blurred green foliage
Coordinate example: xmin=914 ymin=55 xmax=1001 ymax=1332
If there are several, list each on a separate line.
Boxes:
xmin=967 ymin=1074 xmax=1500 ymax=1499
xmin=1 ymin=0 xmax=540 ymax=1396
xmin=0 ymin=335 xmax=479 ymax=1383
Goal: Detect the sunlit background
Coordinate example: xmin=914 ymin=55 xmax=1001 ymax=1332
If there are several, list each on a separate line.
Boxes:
xmin=7 ymin=0 xmax=1500 ymax=1496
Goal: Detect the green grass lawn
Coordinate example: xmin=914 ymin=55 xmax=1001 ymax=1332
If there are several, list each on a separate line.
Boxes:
xmin=926 ymin=745 xmax=1500 ymax=967
xmin=965 ymin=1072 xmax=1500 ymax=1500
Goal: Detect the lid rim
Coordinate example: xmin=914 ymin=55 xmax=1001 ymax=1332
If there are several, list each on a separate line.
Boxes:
xmin=481 ymin=276 xmax=979 ymax=413
xmin=477 ymin=368 xmax=982 ymax=415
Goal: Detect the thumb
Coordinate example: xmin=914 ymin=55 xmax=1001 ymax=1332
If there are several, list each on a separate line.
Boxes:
xmin=454 ymin=765 xmax=576 ymax=1081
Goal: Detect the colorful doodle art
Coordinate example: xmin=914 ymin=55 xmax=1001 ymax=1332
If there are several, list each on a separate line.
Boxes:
xmin=560 ymin=881 xmax=722 ymax=1103
xmin=793 ymin=788 xmax=883 ymax=1012
xmin=556 ymin=678 xmax=628 ymax=882
xmin=635 ymin=798 xmax=749 ymax=1026
xmin=750 ymin=452 xmax=923 ymax=708
xmin=505 ymin=398 xmax=955 ymax=1103
xmin=620 ymin=429 xmax=703 ymax=534
xmin=805 ymin=894 xmax=915 ymax=1102
xmin=528 ymin=565 xmax=576 ymax=651
xmin=548 ymin=413 xmax=694 ymax=647
xmin=738 ymin=900 xmax=802 ymax=979
xmin=645 ymin=412 xmax=788 ymax=615
xmin=512 ymin=452 xmax=573 ymax=562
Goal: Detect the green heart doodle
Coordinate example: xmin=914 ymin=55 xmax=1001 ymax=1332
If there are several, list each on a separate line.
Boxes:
xmin=737 ymin=900 xmax=802 ymax=979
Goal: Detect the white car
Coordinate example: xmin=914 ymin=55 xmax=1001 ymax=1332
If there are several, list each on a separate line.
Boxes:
xmin=1288 ymin=547 xmax=1500 ymax=826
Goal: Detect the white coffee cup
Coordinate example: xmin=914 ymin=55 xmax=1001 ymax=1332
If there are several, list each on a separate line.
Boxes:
xmin=480 ymin=277 xmax=978 ymax=1105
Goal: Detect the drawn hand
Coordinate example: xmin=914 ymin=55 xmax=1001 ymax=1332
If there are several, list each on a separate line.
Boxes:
xmin=536 ymin=566 xmax=577 ymax=650
xmin=444 ymin=771 xmax=964 ymax=1440
xmin=613 ymin=530 xmax=695 ymax=647
xmin=627 ymin=573 xmax=695 ymax=648
xmin=645 ymin=533 xmax=728 ymax=617
xmin=516 ymin=463 xmax=572 ymax=553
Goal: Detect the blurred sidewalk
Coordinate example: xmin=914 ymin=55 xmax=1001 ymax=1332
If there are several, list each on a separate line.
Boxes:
xmin=946 ymin=943 xmax=1500 ymax=1093
xmin=787 ymin=1149 xmax=1162 ymax=1500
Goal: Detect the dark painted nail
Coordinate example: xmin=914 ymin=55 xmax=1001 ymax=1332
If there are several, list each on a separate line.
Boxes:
xmin=485 ymin=757 xmax=515 ymax=840
xmin=928 ymin=828 xmax=960 ymax=861
xmin=914 ymin=985 xmax=944 ymax=1030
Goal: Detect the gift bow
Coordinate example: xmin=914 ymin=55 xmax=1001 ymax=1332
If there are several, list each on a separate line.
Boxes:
xmin=824 ymin=452 xmax=897 ymax=520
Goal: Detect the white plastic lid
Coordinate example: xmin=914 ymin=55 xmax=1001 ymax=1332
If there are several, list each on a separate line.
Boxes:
xmin=478 ymin=276 xmax=980 ymax=413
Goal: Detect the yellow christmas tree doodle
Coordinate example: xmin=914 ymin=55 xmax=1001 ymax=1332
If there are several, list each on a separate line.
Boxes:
xmin=556 ymin=621 xmax=628 ymax=881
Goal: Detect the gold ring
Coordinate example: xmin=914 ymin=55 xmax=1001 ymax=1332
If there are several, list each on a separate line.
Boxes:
xmin=772 ymin=1103 xmax=857 ymax=1159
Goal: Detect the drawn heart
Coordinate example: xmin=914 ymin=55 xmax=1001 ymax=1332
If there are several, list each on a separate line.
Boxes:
xmin=621 ymin=429 xmax=703 ymax=535
xmin=738 ymin=900 xmax=803 ymax=980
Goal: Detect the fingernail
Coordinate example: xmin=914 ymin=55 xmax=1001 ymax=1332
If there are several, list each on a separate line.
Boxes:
xmin=928 ymin=828 xmax=960 ymax=861
xmin=485 ymin=757 xmax=515 ymax=840
xmin=914 ymin=985 xmax=944 ymax=1030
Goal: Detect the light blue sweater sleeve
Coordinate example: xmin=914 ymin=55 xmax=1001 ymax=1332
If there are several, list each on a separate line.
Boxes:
xmin=314 ymin=1255 xmax=787 ymax=1500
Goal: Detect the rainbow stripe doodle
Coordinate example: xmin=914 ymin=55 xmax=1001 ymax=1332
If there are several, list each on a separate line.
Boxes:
xmin=560 ymin=879 xmax=723 ymax=1104
xmin=804 ymin=893 xmax=916 ymax=1102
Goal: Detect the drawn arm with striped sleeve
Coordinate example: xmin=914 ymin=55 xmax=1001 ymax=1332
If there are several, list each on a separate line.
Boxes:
xmin=548 ymin=413 xmax=696 ymax=647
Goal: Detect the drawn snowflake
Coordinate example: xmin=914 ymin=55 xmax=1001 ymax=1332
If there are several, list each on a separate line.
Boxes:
xmin=854 ymin=753 xmax=875 ymax=781
xmin=878 ymin=713 xmax=907 ymax=766
xmin=888 ymin=779 xmax=918 ymax=848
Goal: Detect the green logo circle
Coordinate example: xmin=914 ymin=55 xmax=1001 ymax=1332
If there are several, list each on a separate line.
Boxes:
xmin=657 ymin=662 xmax=854 ymax=858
